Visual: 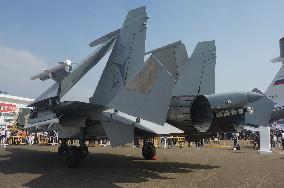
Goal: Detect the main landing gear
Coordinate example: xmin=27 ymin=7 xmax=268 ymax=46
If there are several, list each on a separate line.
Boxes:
xmin=58 ymin=128 xmax=89 ymax=168
xmin=142 ymin=140 xmax=157 ymax=160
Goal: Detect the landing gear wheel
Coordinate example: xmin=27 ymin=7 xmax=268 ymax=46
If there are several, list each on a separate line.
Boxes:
xmin=65 ymin=146 xmax=82 ymax=168
xmin=142 ymin=141 xmax=156 ymax=160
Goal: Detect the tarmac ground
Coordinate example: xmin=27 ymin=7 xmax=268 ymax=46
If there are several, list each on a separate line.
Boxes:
xmin=0 ymin=144 xmax=284 ymax=188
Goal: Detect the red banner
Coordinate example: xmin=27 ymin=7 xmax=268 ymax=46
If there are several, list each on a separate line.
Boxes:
xmin=0 ymin=103 xmax=17 ymax=113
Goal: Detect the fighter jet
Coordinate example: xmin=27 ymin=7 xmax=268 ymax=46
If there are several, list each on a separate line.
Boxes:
xmin=25 ymin=6 xmax=183 ymax=168
xmin=166 ymin=37 xmax=284 ymax=137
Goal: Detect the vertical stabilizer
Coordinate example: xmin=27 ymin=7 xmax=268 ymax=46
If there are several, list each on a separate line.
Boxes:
xmin=265 ymin=37 xmax=284 ymax=100
xmin=265 ymin=64 xmax=284 ymax=100
xmin=172 ymin=40 xmax=216 ymax=96
xmin=90 ymin=6 xmax=148 ymax=106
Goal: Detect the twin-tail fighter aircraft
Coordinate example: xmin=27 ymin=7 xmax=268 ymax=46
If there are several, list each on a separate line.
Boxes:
xmin=166 ymin=37 xmax=284 ymax=141
xmin=26 ymin=6 xmax=184 ymax=168
xmin=25 ymin=5 xmax=284 ymax=167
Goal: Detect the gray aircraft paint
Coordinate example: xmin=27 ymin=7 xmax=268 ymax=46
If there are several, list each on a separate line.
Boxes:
xmin=89 ymin=29 xmax=121 ymax=47
xmin=91 ymin=6 xmax=148 ymax=106
xmin=102 ymin=119 xmax=134 ymax=147
xmin=108 ymin=53 xmax=177 ymax=125
xmin=59 ymin=37 xmax=117 ymax=98
xmin=172 ymin=40 xmax=216 ymax=96
xmin=205 ymin=91 xmax=263 ymax=110
xmin=245 ymin=95 xmax=274 ymax=127
xmin=166 ymin=40 xmax=277 ymax=132
xmin=26 ymin=7 xmax=183 ymax=147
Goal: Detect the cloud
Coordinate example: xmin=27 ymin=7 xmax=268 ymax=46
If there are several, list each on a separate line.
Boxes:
xmin=0 ymin=45 xmax=108 ymax=102
xmin=0 ymin=45 xmax=53 ymax=98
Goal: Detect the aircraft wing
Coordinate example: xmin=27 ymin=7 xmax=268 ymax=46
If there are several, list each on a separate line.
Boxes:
xmin=30 ymin=36 xmax=117 ymax=106
xmin=59 ymin=36 xmax=117 ymax=98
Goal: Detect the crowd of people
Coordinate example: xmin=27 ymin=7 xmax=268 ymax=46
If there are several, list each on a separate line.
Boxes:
xmin=0 ymin=128 xmax=59 ymax=147
xmin=205 ymin=129 xmax=284 ymax=150
xmin=270 ymin=129 xmax=284 ymax=149
xmin=1 ymin=127 xmax=284 ymax=150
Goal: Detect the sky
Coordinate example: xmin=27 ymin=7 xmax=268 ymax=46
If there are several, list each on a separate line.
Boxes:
xmin=0 ymin=0 xmax=283 ymax=102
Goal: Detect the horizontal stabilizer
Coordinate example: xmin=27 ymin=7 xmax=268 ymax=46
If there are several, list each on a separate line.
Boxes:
xmin=103 ymin=109 xmax=183 ymax=134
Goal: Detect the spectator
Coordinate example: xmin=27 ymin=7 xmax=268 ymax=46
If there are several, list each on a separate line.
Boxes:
xmin=28 ymin=133 xmax=34 ymax=145
xmin=195 ymin=140 xmax=200 ymax=148
xmin=233 ymin=136 xmax=238 ymax=148
xmin=0 ymin=128 xmax=6 ymax=147
xmin=54 ymin=131 xmax=58 ymax=145
xmin=21 ymin=130 xmax=27 ymax=144
xmin=272 ymin=134 xmax=277 ymax=149
xmin=167 ymin=137 xmax=173 ymax=148
xmin=213 ymin=136 xmax=220 ymax=145
xmin=270 ymin=133 xmax=277 ymax=148
xmin=5 ymin=129 xmax=10 ymax=145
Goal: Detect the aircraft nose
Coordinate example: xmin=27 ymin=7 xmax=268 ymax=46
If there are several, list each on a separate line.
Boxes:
xmin=247 ymin=92 xmax=263 ymax=103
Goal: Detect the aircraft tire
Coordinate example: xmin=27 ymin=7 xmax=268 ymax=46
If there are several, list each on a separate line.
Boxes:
xmin=142 ymin=141 xmax=156 ymax=160
xmin=65 ymin=146 xmax=82 ymax=168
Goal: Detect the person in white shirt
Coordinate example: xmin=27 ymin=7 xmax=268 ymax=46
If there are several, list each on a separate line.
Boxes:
xmin=5 ymin=130 xmax=10 ymax=145
xmin=0 ymin=128 xmax=6 ymax=147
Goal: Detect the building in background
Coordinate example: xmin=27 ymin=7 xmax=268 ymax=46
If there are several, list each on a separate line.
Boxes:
xmin=0 ymin=91 xmax=33 ymax=129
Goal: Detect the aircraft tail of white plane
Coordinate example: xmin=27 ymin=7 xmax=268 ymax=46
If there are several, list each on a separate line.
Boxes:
xmin=172 ymin=41 xmax=216 ymax=96
xmin=265 ymin=37 xmax=284 ymax=101
xmin=265 ymin=64 xmax=284 ymax=101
